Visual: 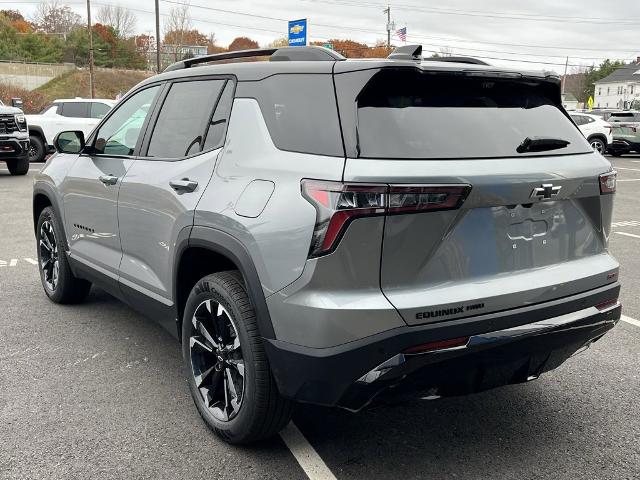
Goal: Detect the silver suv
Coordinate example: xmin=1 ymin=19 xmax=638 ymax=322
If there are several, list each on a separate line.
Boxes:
xmin=33 ymin=45 xmax=622 ymax=444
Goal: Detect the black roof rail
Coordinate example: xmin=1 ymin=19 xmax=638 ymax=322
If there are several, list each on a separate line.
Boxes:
xmin=163 ymin=46 xmax=345 ymax=72
xmin=423 ymin=56 xmax=491 ymax=66
xmin=388 ymin=44 xmax=422 ymax=61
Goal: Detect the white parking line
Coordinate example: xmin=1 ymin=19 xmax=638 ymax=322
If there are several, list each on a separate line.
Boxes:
xmin=621 ymin=315 xmax=640 ymax=328
xmin=23 ymin=257 xmax=38 ymax=265
xmin=611 ymin=221 xmax=640 ymax=227
xmin=614 ymin=167 xmax=640 ymax=172
xmin=614 ymin=231 xmax=640 ymax=239
xmin=280 ymin=422 xmax=337 ymax=480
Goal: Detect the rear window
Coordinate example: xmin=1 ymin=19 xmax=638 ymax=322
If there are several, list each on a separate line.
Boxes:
xmin=354 ymin=70 xmax=590 ymax=159
xmin=609 ymin=112 xmax=640 ymax=122
xmin=247 ymin=74 xmax=343 ymax=157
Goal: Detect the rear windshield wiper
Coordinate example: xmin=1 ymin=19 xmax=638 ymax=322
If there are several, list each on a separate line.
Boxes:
xmin=516 ymin=137 xmax=570 ymax=154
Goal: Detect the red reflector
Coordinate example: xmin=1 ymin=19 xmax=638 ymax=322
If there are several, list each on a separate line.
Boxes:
xmin=595 ymin=299 xmax=619 ymax=311
xmin=403 ymin=336 xmax=470 ymax=355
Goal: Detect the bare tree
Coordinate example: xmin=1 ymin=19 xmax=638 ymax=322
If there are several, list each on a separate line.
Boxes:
xmin=163 ymin=1 xmax=192 ymax=62
xmin=96 ymin=4 xmax=137 ymax=38
xmin=31 ymin=0 xmax=82 ymax=35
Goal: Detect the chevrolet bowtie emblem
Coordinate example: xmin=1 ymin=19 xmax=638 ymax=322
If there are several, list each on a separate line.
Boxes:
xmin=530 ymin=183 xmax=561 ymax=200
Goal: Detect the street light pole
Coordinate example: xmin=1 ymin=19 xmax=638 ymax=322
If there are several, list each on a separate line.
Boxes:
xmin=384 ymin=5 xmax=391 ymax=49
xmin=155 ymin=0 xmax=161 ymax=73
xmin=86 ymin=0 xmax=95 ymax=99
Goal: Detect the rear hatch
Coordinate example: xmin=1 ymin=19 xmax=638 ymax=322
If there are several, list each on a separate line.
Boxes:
xmin=335 ymin=65 xmax=618 ymax=325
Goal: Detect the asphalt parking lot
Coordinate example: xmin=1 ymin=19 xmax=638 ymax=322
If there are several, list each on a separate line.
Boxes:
xmin=1 ymin=157 xmax=639 ymax=480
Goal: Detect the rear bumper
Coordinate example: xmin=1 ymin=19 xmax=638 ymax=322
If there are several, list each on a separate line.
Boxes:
xmin=264 ymin=283 xmax=621 ymax=410
xmin=609 ymin=139 xmax=640 ymax=153
xmin=0 ymin=137 xmax=29 ymax=160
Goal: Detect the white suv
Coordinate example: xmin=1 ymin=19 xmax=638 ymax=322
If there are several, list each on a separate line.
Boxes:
xmin=26 ymin=98 xmax=115 ymax=162
xmin=569 ymin=112 xmax=613 ymax=154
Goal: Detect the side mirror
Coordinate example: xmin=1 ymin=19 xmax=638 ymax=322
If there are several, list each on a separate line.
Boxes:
xmin=11 ymin=97 xmax=23 ymax=109
xmin=54 ymin=130 xmax=85 ymax=154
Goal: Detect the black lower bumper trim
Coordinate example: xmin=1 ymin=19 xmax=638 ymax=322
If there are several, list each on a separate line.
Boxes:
xmin=0 ymin=138 xmax=29 ymax=159
xmin=264 ymin=283 xmax=621 ymax=409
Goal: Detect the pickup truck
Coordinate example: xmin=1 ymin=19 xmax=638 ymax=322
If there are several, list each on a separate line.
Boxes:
xmin=0 ymin=100 xmax=30 ymax=175
xmin=26 ymin=98 xmax=115 ymax=162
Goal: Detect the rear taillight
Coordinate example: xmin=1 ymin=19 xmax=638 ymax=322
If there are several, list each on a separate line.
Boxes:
xmin=599 ymin=171 xmax=617 ymax=195
xmin=595 ymin=298 xmax=620 ymax=312
xmin=301 ymin=180 xmax=471 ymax=257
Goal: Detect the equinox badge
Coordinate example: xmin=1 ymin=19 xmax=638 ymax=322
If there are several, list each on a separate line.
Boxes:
xmin=530 ymin=184 xmax=561 ymax=201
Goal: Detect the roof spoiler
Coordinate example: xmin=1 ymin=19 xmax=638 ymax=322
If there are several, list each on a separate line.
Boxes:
xmin=388 ymin=44 xmax=422 ymax=61
xmin=163 ymin=46 xmax=345 ymax=72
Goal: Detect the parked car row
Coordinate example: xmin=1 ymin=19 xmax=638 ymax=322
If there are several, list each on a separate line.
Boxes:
xmin=569 ymin=110 xmax=640 ymax=157
xmin=0 ymin=97 xmax=116 ymax=175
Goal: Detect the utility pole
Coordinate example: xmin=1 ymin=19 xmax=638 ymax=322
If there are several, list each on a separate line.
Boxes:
xmin=155 ymin=0 xmax=161 ymax=73
xmin=86 ymin=0 xmax=95 ymax=99
xmin=384 ymin=5 xmax=391 ymax=49
xmin=561 ymin=56 xmax=569 ymax=95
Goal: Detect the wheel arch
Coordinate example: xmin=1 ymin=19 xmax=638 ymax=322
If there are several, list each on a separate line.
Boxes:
xmin=28 ymin=125 xmax=47 ymax=144
xmin=174 ymin=226 xmax=276 ymax=342
xmin=33 ymin=185 xmax=69 ymax=251
xmin=587 ymin=133 xmax=608 ymax=146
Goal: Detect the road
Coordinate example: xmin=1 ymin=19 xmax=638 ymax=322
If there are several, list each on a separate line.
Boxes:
xmin=1 ymin=157 xmax=639 ymax=480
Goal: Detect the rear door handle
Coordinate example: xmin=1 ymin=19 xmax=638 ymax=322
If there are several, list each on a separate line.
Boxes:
xmin=170 ymin=178 xmax=198 ymax=193
xmin=99 ymin=174 xmax=119 ymax=185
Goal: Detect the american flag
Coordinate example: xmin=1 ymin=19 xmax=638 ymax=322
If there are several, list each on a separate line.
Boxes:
xmin=395 ymin=27 xmax=407 ymax=42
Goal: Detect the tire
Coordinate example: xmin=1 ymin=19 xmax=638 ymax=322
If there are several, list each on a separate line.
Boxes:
xmin=182 ymin=271 xmax=293 ymax=444
xmin=588 ymin=137 xmax=606 ymax=154
xmin=7 ymin=155 xmax=29 ymax=175
xmin=36 ymin=207 xmax=91 ymax=304
xmin=28 ymin=135 xmax=46 ymax=162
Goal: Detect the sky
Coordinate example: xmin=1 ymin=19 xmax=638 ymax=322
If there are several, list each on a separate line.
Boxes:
xmin=11 ymin=0 xmax=640 ymax=74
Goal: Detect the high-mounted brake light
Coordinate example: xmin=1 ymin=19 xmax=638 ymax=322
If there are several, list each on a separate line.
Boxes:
xmin=599 ymin=171 xmax=617 ymax=195
xmin=301 ymin=180 xmax=471 ymax=257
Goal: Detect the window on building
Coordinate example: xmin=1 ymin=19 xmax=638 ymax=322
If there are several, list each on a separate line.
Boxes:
xmin=598 ymin=88 xmax=601 ymax=96
xmin=607 ymin=87 xmax=610 ymax=95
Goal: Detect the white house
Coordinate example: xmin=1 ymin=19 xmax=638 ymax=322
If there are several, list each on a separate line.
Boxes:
xmin=594 ymin=59 xmax=640 ymax=110
xmin=561 ymin=93 xmax=579 ymax=110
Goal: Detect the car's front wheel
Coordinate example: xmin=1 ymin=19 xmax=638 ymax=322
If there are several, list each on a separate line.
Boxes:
xmin=37 ymin=207 xmax=91 ymax=303
xmin=7 ymin=156 xmax=29 ymax=175
xmin=182 ymin=271 xmax=292 ymax=444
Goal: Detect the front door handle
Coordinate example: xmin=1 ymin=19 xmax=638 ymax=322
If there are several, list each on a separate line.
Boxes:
xmin=170 ymin=178 xmax=198 ymax=193
xmin=99 ymin=174 xmax=119 ymax=185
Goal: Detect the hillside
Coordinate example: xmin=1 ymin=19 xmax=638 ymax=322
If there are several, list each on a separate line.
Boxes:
xmin=36 ymin=68 xmax=154 ymax=101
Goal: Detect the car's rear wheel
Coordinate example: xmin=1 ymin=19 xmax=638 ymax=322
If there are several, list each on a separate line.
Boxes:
xmin=589 ymin=137 xmax=606 ymax=154
xmin=37 ymin=207 xmax=91 ymax=303
xmin=182 ymin=271 xmax=293 ymax=444
xmin=7 ymin=156 xmax=29 ymax=175
xmin=28 ymin=135 xmax=46 ymax=162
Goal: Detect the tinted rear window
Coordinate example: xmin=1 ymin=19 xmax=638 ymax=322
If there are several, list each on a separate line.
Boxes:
xmin=246 ymin=74 xmax=343 ymax=157
xmin=354 ymin=70 xmax=590 ymax=159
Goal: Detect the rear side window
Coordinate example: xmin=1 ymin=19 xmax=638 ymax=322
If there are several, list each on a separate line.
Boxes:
xmin=203 ymin=80 xmax=235 ymax=151
xmin=90 ymin=102 xmax=111 ymax=119
xmin=353 ymin=70 xmax=590 ymax=159
xmin=249 ymin=74 xmax=343 ymax=157
xmin=60 ymin=102 xmax=89 ymax=118
xmin=147 ymin=79 xmax=226 ymax=158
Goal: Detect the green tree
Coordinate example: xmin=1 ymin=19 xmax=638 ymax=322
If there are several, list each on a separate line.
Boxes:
xmin=581 ymin=59 xmax=627 ymax=103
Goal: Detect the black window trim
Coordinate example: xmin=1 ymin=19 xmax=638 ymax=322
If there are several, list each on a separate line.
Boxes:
xmin=82 ymin=81 xmax=167 ymax=160
xmin=137 ymin=74 xmax=237 ymax=163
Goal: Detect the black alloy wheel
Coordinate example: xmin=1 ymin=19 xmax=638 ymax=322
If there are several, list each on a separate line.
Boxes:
xmin=39 ymin=219 xmax=59 ymax=291
xmin=189 ymin=298 xmax=245 ymax=422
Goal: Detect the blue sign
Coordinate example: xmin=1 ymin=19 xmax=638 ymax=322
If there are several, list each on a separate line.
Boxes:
xmin=288 ymin=19 xmax=307 ymax=47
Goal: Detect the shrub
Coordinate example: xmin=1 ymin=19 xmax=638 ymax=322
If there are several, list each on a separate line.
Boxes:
xmin=0 ymin=83 xmax=50 ymax=113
